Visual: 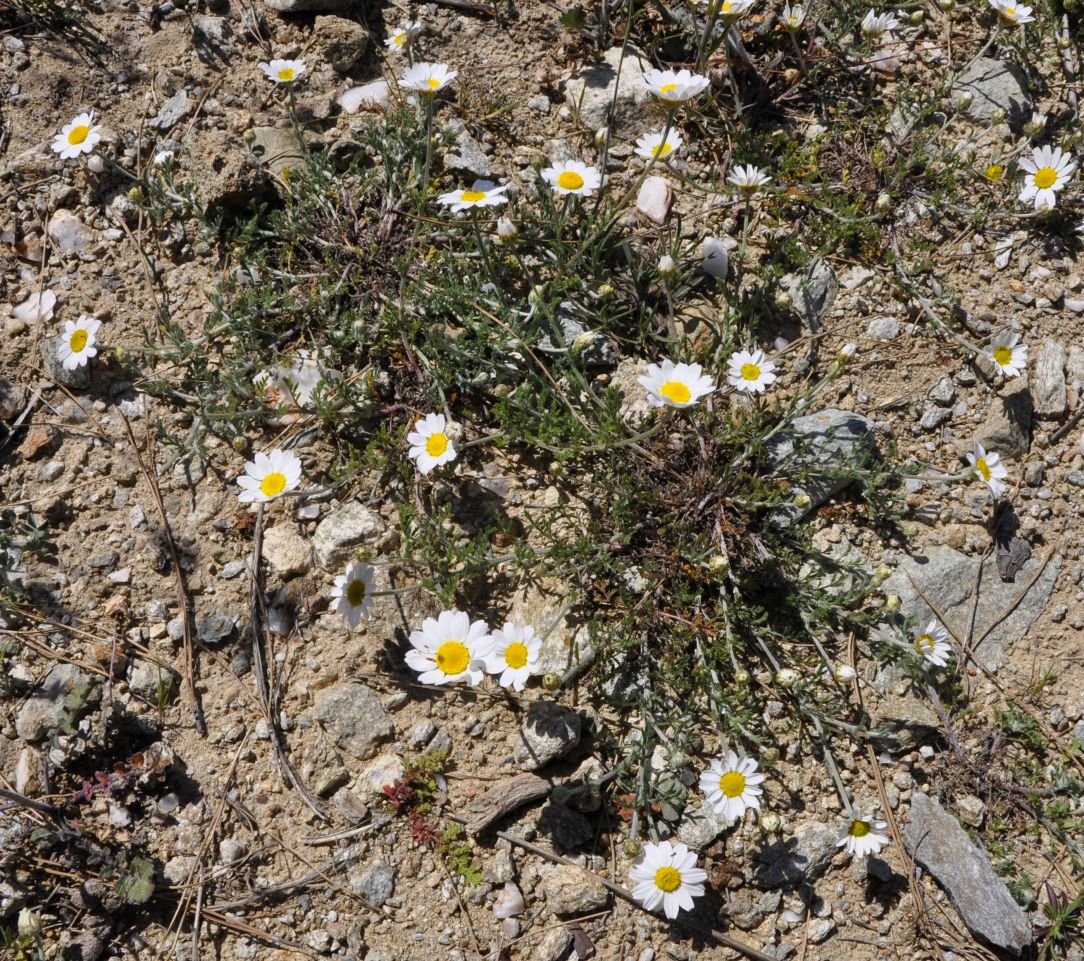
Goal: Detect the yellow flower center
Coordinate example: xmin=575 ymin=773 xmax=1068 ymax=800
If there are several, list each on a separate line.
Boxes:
xmin=660 ymin=380 xmax=691 ymax=404
xmin=974 ymin=458 xmax=990 ymax=481
xmin=659 ymin=83 xmax=677 ymax=94
xmin=504 ymin=642 xmax=528 ymax=669
xmin=460 ymin=189 xmax=487 ymax=203
xmin=425 ymin=432 xmax=449 ymax=457
xmin=345 ymin=578 xmax=367 ymax=606
xmin=719 ymin=771 xmax=746 ymax=798
xmin=394 ymin=33 xmax=407 ymax=44
xmin=992 ymin=345 xmax=1013 ymax=366
xmin=68 ymin=124 xmax=91 ymax=145
xmin=277 ymin=67 xmax=295 ymax=82
xmin=557 ymin=170 xmax=585 ymax=190
xmin=654 ymin=866 xmax=682 ymax=892
xmin=260 ymin=471 xmax=287 ymax=497
xmin=985 ymin=163 xmax=1004 ymax=181
xmin=435 ymin=640 xmax=470 ymax=675
xmin=654 ymin=142 xmax=673 ymax=158
xmin=1033 ymin=167 xmax=1057 ymax=189
xmin=427 ymin=77 xmax=442 ymax=89
xmin=914 ymin=634 xmax=935 ymax=655
xmin=1005 ymin=5 xmax=1015 ymax=13
xmin=741 ymin=363 xmax=761 ymax=381
xmin=848 ymin=819 xmax=871 ymax=838
xmin=722 ymin=1 xmax=733 ymax=9
xmin=69 ymin=329 xmax=89 ymax=353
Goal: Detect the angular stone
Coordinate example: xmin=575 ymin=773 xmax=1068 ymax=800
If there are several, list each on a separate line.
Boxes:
xmin=349 ymin=861 xmax=395 ymax=907
xmin=882 ymin=544 xmax=1060 ymax=671
xmin=15 ymin=663 xmax=95 ymax=742
xmin=752 ymin=822 xmax=840 ymax=888
xmin=952 ymin=57 xmax=1032 ymax=132
xmin=354 ymin=752 xmax=405 ymax=796
xmin=312 ymin=14 xmax=369 ymax=73
xmin=47 ymin=209 xmax=93 ymax=255
xmin=189 ymin=129 xmax=273 ymax=212
xmin=152 ymin=89 xmax=188 ymax=132
xmin=539 ymin=864 xmax=608 ymax=914
xmin=867 ymin=316 xmax=899 ymax=340
xmin=636 ymin=175 xmax=672 ymax=225
xmin=312 ymin=501 xmax=386 ymax=567
xmin=564 ymin=45 xmax=653 ymax=136
xmin=765 ymin=408 xmax=878 ymax=526
xmin=1032 ymin=339 xmax=1067 ymax=420
xmin=313 ymin=683 xmax=394 ymax=759
xmin=784 ymin=257 xmax=838 ymax=333
xmin=514 ymin=701 xmax=582 ymax=771
xmin=250 ymin=127 xmax=305 ymax=179
xmin=677 ymin=799 xmax=736 ymax=850
xmin=903 ymin=792 xmax=1032 ymax=953
xmin=537 ymin=801 xmax=593 ymax=849
xmin=260 ymin=522 xmax=313 ymax=576
xmin=976 ymin=377 xmax=1031 ymax=459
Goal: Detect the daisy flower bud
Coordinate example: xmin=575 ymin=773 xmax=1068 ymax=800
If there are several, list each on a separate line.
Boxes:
xmin=623 ymin=837 xmax=643 ymax=858
xmin=542 ymin=672 xmax=561 ymax=691
xmin=733 ymin=668 xmax=750 ymax=685
xmin=658 ymin=254 xmax=678 ymax=277
xmin=598 ymin=283 xmax=615 ymax=297
xmin=776 ymin=668 xmax=799 ymax=688
xmin=792 ymin=492 xmax=812 ymax=509
xmin=956 ymin=92 xmax=973 ymax=111
xmin=908 ymin=9 xmax=923 ymax=23
xmin=936 ymin=0 xmax=955 ymax=9
xmin=774 ymin=289 xmax=793 ymax=310
xmin=990 ymin=107 xmax=1006 ymax=125
xmin=875 ymin=192 xmax=891 ymax=213
xmin=838 ymin=342 xmax=858 ymax=362
xmin=18 ymin=908 xmax=42 ymax=938
xmin=884 ymin=593 xmax=901 ymax=613
xmin=707 ymin=553 xmax=729 ymax=573
xmin=594 ymin=126 xmax=608 ymax=147
xmin=495 ymin=216 xmax=519 ymax=244
xmin=760 ymin=811 xmax=782 ymax=832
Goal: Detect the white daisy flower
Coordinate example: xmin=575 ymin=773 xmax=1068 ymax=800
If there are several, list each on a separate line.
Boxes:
xmin=407 ymin=412 xmax=457 ymax=475
xmin=727 ymin=164 xmax=772 ymax=195
xmin=405 ymin=609 xmax=492 ymax=686
xmin=51 ymin=111 xmax=102 ymax=160
xmin=330 ymin=561 xmax=375 ymax=628
xmin=642 ymin=68 xmax=711 ymax=103
xmin=628 ymin=840 xmax=708 ymax=920
xmin=11 ymin=290 xmax=57 ymax=325
xmin=541 ymin=160 xmax=602 ymax=197
xmin=727 ymin=348 xmax=777 ymax=394
xmin=483 ymin=621 xmax=541 ymax=691
xmin=259 ymin=58 xmax=306 ymax=84
xmin=436 ymin=180 xmax=510 ymax=213
xmin=256 ymin=351 xmax=343 ymax=411
xmin=385 ymin=21 xmax=421 ymax=49
xmin=860 ymin=9 xmax=901 ymax=36
xmin=400 ymin=62 xmax=457 ymax=94
xmin=716 ymin=0 xmax=757 ymax=17
xmin=965 ymin=441 xmax=1009 ymax=499
xmin=988 ymin=0 xmax=1035 ymax=23
xmin=1018 ymin=145 xmax=1075 ymax=210
xmin=699 ymin=751 xmax=766 ymax=821
xmin=57 ymin=315 xmax=101 ymax=371
xmin=236 ymin=448 xmax=303 ymax=504
xmin=635 ymin=129 xmax=683 ymax=162
xmin=837 ymin=810 xmax=889 ymax=857
xmin=638 ymin=359 xmax=716 ymax=408
xmin=986 ymin=330 xmax=1028 ymax=377
xmin=782 ymin=2 xmax=806 ymax=28
xmin=912 ymin=619 xmax=952 ymax=667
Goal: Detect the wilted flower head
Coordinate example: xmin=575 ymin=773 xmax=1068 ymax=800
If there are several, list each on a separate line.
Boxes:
xmin=988 ymin=0 xmax=1034 ymax=23
xmin=727 ymin=164 xmax=771 ymax=195
xmin=782 ymin=2 xmax=806 ymax=28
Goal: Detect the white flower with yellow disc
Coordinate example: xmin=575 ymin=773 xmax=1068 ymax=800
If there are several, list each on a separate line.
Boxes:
xmin=638 ymin=359 xmax=716 ymax=409
xmin=407 ymin=413 xmax=457 ymax=475
xmin=331 ymin=561 xmax=376 ymax=628
xmin=727 ymin=348 xmax=777 ymax=394
xmin=236 ymin=448 xmax=302 ymax=504
xmin=484 ymin=621 xmax=541 ymax=691
xmin=52 ymin=111 xmax=102 ymax=160
xmin=699 ymin=751 xmax=766 ymax=821
xmin=541 ymin=160 xmax=602 ymax=197
xmin=58 ymin=315 xmax=101 ymax=370
xmin=628 ymin=840 xmax=708 ymax=919
xmin=405 ymin=609 xmax=492 ymax=686
xmin=259 ymin=59 xmax=307 ymax=84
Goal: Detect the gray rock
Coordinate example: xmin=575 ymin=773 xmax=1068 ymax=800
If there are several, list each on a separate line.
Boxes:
xmin=407 ymin=719 xmax=436 ymax=747
xmin=883 ymin=544 xmax=1060 ymax=671
xmin=313 ymin=683 xmax=394 ymax=759
xmin=866 ymin=315 xmax=900 ymax=340
xmin=192 ymin=14 xmax=233 ymax=51
xmin=128 ymin=659 xmax=180 ymax=701
xmin=952 ymin=57 xmax=1032 ymax=132
xmin=350 ymin=861 xmax=395 ymax=906
xmin=564 ymin=45 xmax=653 ymax=136
xmin=537 ymin=926 xmax=574 ymax=961
xmin=312 ymin=502 xmax=386 ymax=567
xmin=0 ymin=377 xmax=25 ymax=420
xmin=724 ymin=894 xmax=763 ymax=930
xmin=514 ymin=702 xmax=582 ymax=771
xmin=809 ymin=919 xmax=836 ymax=944
xmin=263 ymin=0 xmax=360 ymax=11
xmin=152 ymin=90 xmax=188 ymax=132
xmin=784 ymin=257 xmax=838 ymax=333
xmin=189 ymin=129 xmax=273 ymax=213
xmin=15 ymin=663 xmax=94 ymax=742
xmin=443 ymin=119 xmax=492 ymax=178
xmin=301 ymin=730 xmax=350 ymax=797
xmin=976 ymin=377 xmax=1032 ymax=459
xmin=39 ymin=334 xmax=90 ymax=389
xmin=919 ymin=407 xmax=951 ymax=430
xmin=260 ymin=522 xmax=313 ymax=576
xmin=197 ymin=612 xmax=236 ymax=643
xmin=0 ymin=880 xmax=27 ymax=918
xmin=250 ymin=127 xmax=305 ymax=179
xmin=928 ymin=376 xmax=956 ymax=406
xmin=219 ymin=839 xmax=247 ymax=865
xmin=1032 ymin=339 xmax=1067 ymax=419
xmin=676 ymin=799 xmax=736 ymax=849
xmin=903 ymin=792 xmax=1032 ymax=953
xmin=955 ymin=794 xmax=986 ymax=827
xmin=752 ymin=822 xmax=840 ymax=888
xmin=47 ymin=209 xmax=93 ymax=254
xmin=540 ymin=864 xmax=608 ymax=914
xmin=537 ymin=801 xmax=593 ymax=849
xmin=765 ymin=408 xmax=878 ymax=526
xmin=870 ymin=694 xmax=941 ymax=750
xmin=312 ymin=14 xmax=369 ymax=73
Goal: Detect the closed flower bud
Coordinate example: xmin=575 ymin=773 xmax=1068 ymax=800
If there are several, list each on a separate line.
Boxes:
xmin=244 ymin=128 xmax=257 ymax=144
xmin=1058 ymin=35 xmax=1071 ymax=49
xmin=595 ymin=126 xmax=608 ymax=147
xmin=884 ymin=593 xmax=901 ymax=613
xmin=734 ymin=668 xmax=750 ymax=685
xmin=707 ymin=554 xmax=729 ymax=574
xmin=231 ymin=435 xmax=248 ymax=453
xmin=86 ymin=155 xmax=105 ymax=174
xmin=18 ymin=908 xmax=42 ymax=938
xmin=776 ymin=667 xmax=799 ymax=688
xmin=127 ymin=186 xmax=143 ymax=204
xmin=774 ymin=289 xmax=794 ymax=310
xmin=658 ymin=254 xmax=677 ymax=277
xmin=838 ymin=342 xmax=858 ymax=363
xmin=496 ymin=216 xmax=519 ymax=244
xmin=598 ymin=283 xmax=615 ymax=297
xmin=908 ymin=9 xmax=923 ymax=23
xmin=623 ymin=837 xmax=643 ymax=857
xmin=759 ymin=811 xmax=782 ymax=833
xmin=875 ymin=192 xmax=892 ymax=213
xmin=990 ymin=107 xmax=1006 ymax=125
xmin=936 ymin=0 xmax=955 ymax=9
xmin=542 ymin=672 xmax=561 ymax=691
xmin=793 ymin=492 xmax=812 ymax=509
xmin=873 ymin=563 xmax=891 ymax=581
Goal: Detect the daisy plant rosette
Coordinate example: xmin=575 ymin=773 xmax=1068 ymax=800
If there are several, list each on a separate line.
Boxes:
xmin=436 ymin=180 xmax=509 ymax=213
xmin=912 ymin=619 xmax=952 ymax=667
xmin=1018 ymin=146 xmax=1075 ymax=210
xmin=699 ymin=751 xmax=766 ymax=821
xmin=484 ymin=621 xmax=542 ymax=691
xmin=541 ymin=160 xmax=602 ymax=197
xmin=236 ymin=448 xmax=303 ymax=504
xmin=58 ymin=315 xmax=101 ymax=371
xmin=726 ymin=348 xmax=777 ymax=394
xmin=965 ymin=441 xmax=1008 ymax=499
xmin=638 ymin=359 xmax=716 ymax=408
xmin=405 ymin=609 xmax=492 ymax=686
xmin=330 ymin=560 xmax=376 ymax=628
xmin=629 ymin=840 xmax=708 ymax=919
xmin=986 ymin=330 xmax=1028 ymax=377
xmin=407 ymin=412 xmax=458 ymax=475
xmin=838 ymin=810 xmax=890 ymax=857
xmin=259 ymin=59 xmax=307 ymax=84
xmin=52 ymin=111 xmax=102 ymax=161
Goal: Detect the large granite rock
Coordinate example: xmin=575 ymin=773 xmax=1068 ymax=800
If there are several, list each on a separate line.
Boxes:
xmin=952 ymin=57 xmax=1032 ymax=132
xmin=564 ymin=45 xmax=653 ymax=136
